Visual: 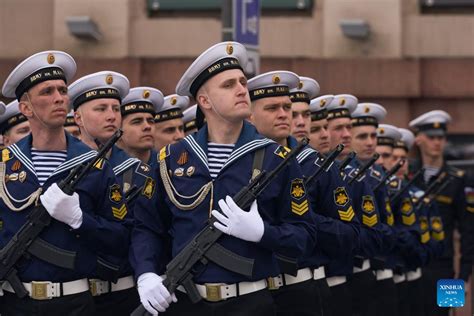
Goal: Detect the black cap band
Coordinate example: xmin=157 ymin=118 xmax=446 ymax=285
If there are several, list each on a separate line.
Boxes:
xmin=352 ymin=116 xmax=379 ymax=127
xmin=289 ymin=92 xmax=310 ymax=104
xmin=249 ymin=85 xmax=290 ymax=101
xmin=311 ymin=110 xmax=328 ymax=121
xmin=190 ymin=58 xmax=242 ymax=97
xmin=15 ymin=67 xmax=66 ymax=100
xmin=415 ymin=122 xmax=447 ymax=134
xmin=155 ymin=108 xmax=183 ymax=123
xmin=121 ymin=101 xmax=155 ymax=117
xmin=0 ymin=113 xmax=28 ymax=134
xmin=327 ymin=109 xmax=351 ymax=121
xmin=64 ymin=116 xmax=76 ymax=127
xmin=394 ymin=140 xmax=408 ymax=151
xmin=73 ymin=88 xmax=121 ymax=110
xmin=377 ymin=137 xmax=395 ymax=147
xmin=184 ymin=120 xmax=197 ymax=132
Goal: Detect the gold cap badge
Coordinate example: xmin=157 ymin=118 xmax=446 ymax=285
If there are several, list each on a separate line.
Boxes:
xmin=272 ymin=75 xmax=281 ymax=84
xmin=106 ymin=74 xmax=114 ymax=85
xmin=143 ymin=90 xmax=150 ymax=99
xmin=47 ymin=53 xmax=55 ymax=64
xmin=226 ymin=44 xmax=233 ymax=55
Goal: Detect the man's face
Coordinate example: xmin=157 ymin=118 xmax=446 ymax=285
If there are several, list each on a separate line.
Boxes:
xmin=154 ymin=118 xmax=184 ymax=151
xmin=392 ymin=147 xmax=408 ymax=177
xmin=291 ymin=102 xmax=311 ymax=143
xmin=376 ymin=145 xmax=394 ymax=170
xmin=415 ymin=133 xmax=446 ymax=158
xmin=64 ymin=125 xmax=80 ymax=138
xmin=3 ymin=121 xmax=30 ymax=146
xmin=249 ymin=95 xmax=292 ymax=144
xmin=121 ymin=112 xmax=155 ymax=151
xmin=351 ymin=125 xmax=377 ymax=161
xmin=327 ymin=117 xmax=353 ymax=156
xmin=198 ymin=69 xmax=251 ymax=124
xmin=75 ymin=98 xmax=121 ymax=143
xmin=309 ymin=119 xmax=331 ymax=154
xmin=20 ymin=80 xmax=69 ymax=129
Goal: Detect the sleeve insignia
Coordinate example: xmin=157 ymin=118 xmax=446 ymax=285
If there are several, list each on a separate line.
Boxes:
xmin=2 ymin=149 xmax=12 ymax=162
xmin=109 ymin=184 xmax=122 ymax=203
xmin=94 ymin=158 xmax=104 ymax=170
xmin=430 ymin=216 xmax=445 ymax=241
xmin=290 ymin=179 xmax=306 ymax=200
xmin=362 ymin=195 xmax=376 ymax=214
xmin=419 ymin=216 xmax=429 ymax=232
xmin=142 ymin=177 xmax=156 ymax=199
xmin=338 ymin=205 xmax=355 ymax=222
xmin=385 ymin=198 xmax=394 ymax=226
xmin=401 ymin=198 xmax=413 ymax=214
xmin=334 ymin=187 xmax=350 ymax=207
xmin=135 ymin=162 xmax=151 ymax=177
xmin=274 ymin=146 xmax=291 ymax=159
xmin=159 ymin=145 xmax=170 ymax=161
xmin=112 ymin=204 xmax=128 ymax=220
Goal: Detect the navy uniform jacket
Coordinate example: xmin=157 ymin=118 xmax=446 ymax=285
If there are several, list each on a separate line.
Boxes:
xmin=386 ymin=176 xmax=429 ymax=271
xmin=130 ymin=122 xmax=317 ymax=283
xmin=294 ymin=139 xmax=360 ymax=269
xmin=411 ymin=160 xmax=474 ymax=280
xmin=343 ymin=163 xmax=385 ymax=261
xmin=0 ymin=133 xmax=129 ymax=282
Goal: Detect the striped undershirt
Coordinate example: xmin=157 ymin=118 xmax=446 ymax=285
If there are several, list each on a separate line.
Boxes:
xmin=423 ymin=165 xmax=440 ymax=184
xmin=207 ymin=142 xmax=235 ymax=179
xmin=31 ymin=148 xmax=67 ymax=186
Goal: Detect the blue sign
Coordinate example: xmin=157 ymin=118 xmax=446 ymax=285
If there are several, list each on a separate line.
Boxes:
xmin=233 ymin=0 xmax=260 ymax=47
xmin=437 ymin=279 xmax=465 ymax=308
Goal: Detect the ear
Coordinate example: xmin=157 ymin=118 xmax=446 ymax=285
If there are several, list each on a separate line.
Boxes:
xmin=414 ymin=134 xmax=423 ymax=146
xmin=3 ymin=135 xmax=11 ymax=147
xmin=74 ymin=110 xmax=83 ymax=128
xmin=19 ymin=100 xmax=33 ymax=118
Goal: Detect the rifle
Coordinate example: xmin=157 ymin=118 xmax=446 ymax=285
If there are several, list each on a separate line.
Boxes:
xmin=348 ymin=153 xmax=380 ymax=185
xmin=389 ymin=168 xmax=424 ymax=206
xmin=305 ymin=144 xmax=344 ymax=186
xmin=422 ymin=174 xmax=454 ymax=208
xmin=124 ymin=185 xmax=143 ymax=204
xmin=338 ymin=151 xmax=356 ymax=173
xmin=412 ymin=172 xmax=447 ymax=209
xmin=131 ymin=140 xmax=308 ymax=315
xmin=372 ymin=159 xmax=406 ymax=192
xmin=0 ymin=129 xmax=123 ymax=298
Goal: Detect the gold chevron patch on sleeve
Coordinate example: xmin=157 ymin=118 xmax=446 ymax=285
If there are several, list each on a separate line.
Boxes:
xmin=338 ymin=206 xmax=355 ymax=222
xmin=432 ymin=231 xmax=445 ymax=241
xmin=112 ymin=204 xmax=128 ymax=220
xmin=291 ymin=200 xmax=309 ymax=216
xmin=402 ymin=213 xmax=416 ymax=226
xmin=362 ymin=214 xmax=378 ymax=227
xmin=421 ymin=231 xmax=430 ymax=244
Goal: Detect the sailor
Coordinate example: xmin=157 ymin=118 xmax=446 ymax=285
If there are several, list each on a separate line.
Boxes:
xmin=68 ymin=71 xmax=148 ymax=315
xmin=130 ymin=42 xmax=317 ymax=316
xmin=0 ymin=100 xmax=31 ymax=146
xmin=119 ymin=86 xmax=164 ymax=166
xmin=0 ymin=51 xmax=128 ymax=316
xmin=249 ymin=72 xmax=359 ymax=316
xmin=409 ymin=110 xmax=471 ymax=316
xmin=326 ymin=94 xmax=385 ymax=316
xmin=153 ymin=94 xmax=189 ymax=151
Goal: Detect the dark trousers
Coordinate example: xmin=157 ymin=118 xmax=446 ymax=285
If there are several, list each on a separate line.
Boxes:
xmin=163 ymin=288 xmax=275 ymax=316
xmin=406 ymin=278 xmax=425 ymax=316
xmin=421 ymin=264 xmax=453 ymax=316
xmin=93 ymin=287 xmax=140 ymax=316
xmin=347 ymin=270 xmax=377 ymax=316
xmin=373 ymin=277 xmax=398 ymax=316
xmin=395 ymin=281 xmax=409 ymax=316
xmin=328 ymin=280 xmax=352 ymax=316
xmin=272 ymin=279 xmax=324 ymax=316
xmin=314 ymin=278 xmax=333 ymax=316
xmin=2 ymin=291 xmax=95 ymax=316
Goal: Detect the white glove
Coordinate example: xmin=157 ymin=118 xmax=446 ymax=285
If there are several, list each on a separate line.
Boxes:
xmin=40 ymin=183 xmax=83 ymax=229
xmin=137 ymin=273 xmax=177 ymax=315
xmin=212 ymin=196 xmax=264 ymax=243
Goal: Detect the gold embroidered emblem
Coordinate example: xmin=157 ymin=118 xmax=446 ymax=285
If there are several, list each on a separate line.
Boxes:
xmin=142 ymin=177 xmax=155 ymax=199
xmin=109 ymin=184 xmax=122 ymax=203
xmin=290 ymin=179 xmax=306 ymax=200
xmin=334 ymin=187 xmax=349 ymax=207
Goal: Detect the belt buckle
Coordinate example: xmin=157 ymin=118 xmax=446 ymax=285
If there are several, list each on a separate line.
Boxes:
xmin=205 ymin=284 xmax=222 ymax=302
xmin=267 ymin=277 xmax=279 ymax=290
xmin=89 ymin=279 xmax=99 ymax=296
xmin=31 ymin=281 xmax=51 ymax=300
